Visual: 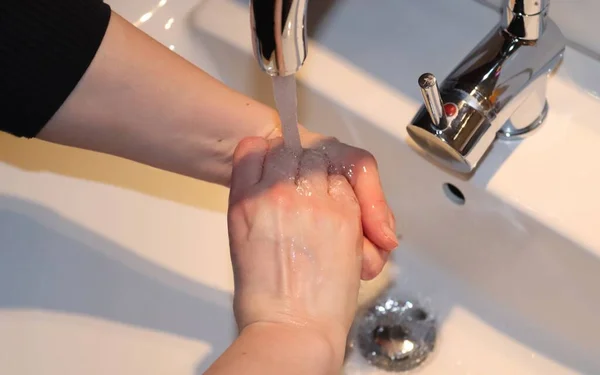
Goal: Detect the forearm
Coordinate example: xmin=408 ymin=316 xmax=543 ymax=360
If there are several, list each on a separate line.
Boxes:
xmin=205 ymin=323 xmax=339 ymax=375
xmin=40 ymin=11 xmax=280 ymax=186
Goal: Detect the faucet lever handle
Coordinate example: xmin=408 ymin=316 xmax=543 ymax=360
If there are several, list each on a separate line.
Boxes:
xmin=418 ymin=73 xmax=447 ymax=130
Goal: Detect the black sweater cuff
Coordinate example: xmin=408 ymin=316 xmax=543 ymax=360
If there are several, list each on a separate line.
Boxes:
xmin=0 ymin=0 xmax=111 ymax=138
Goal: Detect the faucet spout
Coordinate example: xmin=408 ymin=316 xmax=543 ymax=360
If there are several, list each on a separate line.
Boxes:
xmin=503 ymin=0 xmax=550 ymax=40
xmin=250 ymin=0 xmax=309 ymax=77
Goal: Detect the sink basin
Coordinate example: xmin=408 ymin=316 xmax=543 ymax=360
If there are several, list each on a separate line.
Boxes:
xmin=1 ymin=0 xmax=599 ymax=374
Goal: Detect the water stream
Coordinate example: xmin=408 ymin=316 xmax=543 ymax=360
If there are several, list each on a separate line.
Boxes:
xmin=272 ymin=75 xmax=303 ymax=154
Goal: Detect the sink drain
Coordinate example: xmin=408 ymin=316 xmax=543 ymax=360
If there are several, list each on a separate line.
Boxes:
xmin=354 ymin=296 xmax=437 ymax=372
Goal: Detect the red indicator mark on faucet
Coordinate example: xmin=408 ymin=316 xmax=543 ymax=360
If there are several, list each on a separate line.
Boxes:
xmin=444 ymin=103 xmax=458 ymax=117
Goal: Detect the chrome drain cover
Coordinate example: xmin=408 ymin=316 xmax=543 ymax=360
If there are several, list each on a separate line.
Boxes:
xmin=354 ymin=296 xmax=437 ymax=372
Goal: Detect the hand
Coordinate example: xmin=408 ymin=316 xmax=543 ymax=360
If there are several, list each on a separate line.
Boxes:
xmin=267 ymin=127 xmax=399 ymax=280
xmin=227 ymin=136 xmax=364 ymax=366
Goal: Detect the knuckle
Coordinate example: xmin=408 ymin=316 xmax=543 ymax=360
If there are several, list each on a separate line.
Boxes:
xmin=361 ymin=150 xmax=378 ymax=166
xmin=264 ymin=183 xmax=295 ymax=207
xmin=238 ymin=136 xmax=257 ymax=148
xmin=268 ymin=182 xmax=290 ymax=198
xmin=235 ymin=137 xmax=259 ymax=154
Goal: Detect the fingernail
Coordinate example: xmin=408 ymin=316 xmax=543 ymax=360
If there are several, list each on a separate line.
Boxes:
xmin=387 ymin=209 xmax=396 ymax=230
xmin=382 ymin=224 xmax=399 ymax=247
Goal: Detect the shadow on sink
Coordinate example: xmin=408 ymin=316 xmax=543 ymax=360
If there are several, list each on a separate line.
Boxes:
xmin=0 ymin=196 xmax=235 ymax=373
xmin=191 ymin=22 xmax=600 ymax=373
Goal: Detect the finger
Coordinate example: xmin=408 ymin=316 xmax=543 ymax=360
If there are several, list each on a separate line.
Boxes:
xmin=261 ymin=137 xmax=300 ymax=184
xmin=230 ymin=137 xmax=268 ymax=201
xmin=360 ymin=237 xmax=390 ymax=281
xmin=327 ymin=174 xmax=358 ymax=205
xmin=297 ymin=150 xmax=329 ymax=196
xmin=344 ymin=152 xmax=399 ymax=251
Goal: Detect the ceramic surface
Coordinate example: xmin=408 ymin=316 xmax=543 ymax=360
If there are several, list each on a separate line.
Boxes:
xmin=1 ymin=0 xmax=599 ymax=374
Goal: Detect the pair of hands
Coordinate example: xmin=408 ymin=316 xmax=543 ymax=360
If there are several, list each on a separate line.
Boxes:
xmin=260 ymin=127 xmax=399 ymax=279
xmin=226 ymin=133 xmax=398 ymax=368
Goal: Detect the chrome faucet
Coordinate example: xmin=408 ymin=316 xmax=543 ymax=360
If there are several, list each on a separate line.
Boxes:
xmin=407 ymin=0 xmax=566 ymax=174
xmin=249 ymin=0 xmax=309 ymax=77
xmin=248 ymin=0 xmax=566 ymax=174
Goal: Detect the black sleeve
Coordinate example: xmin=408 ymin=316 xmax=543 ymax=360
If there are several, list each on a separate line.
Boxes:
xmin=0 ymin=0 xmax=111 ymax=138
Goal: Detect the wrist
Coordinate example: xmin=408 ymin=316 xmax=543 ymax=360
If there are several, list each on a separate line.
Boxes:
xmin=203 ymin=105 xmax=279 ymax=187
xmin=240 ymin=321 xmax=344 ymax=374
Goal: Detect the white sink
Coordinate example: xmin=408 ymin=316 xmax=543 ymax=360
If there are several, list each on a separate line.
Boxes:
xmin=1 ymin=0 xmax=599 ymax=374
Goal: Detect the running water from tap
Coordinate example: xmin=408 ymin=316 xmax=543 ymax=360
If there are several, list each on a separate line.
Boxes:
xmin=272 ymin=75 xmax=303 ymax=155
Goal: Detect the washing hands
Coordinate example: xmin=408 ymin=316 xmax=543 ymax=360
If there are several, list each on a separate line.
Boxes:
xmin=272 ymin=126 xmax=399 ymax=280
xmin=19 ymin=12 xmax=398 ymax=373
xmin=205 ymin=136 xmax=393 ymax=375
